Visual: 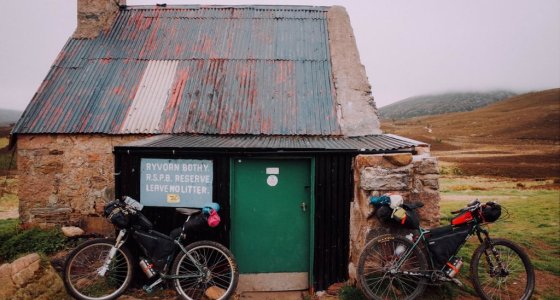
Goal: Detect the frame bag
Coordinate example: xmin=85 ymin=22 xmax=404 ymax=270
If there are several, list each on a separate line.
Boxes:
xmin=132 ymin=230 xmax=176 ymax=271
xmin=427 ymin=224 xmax=472 ymax=268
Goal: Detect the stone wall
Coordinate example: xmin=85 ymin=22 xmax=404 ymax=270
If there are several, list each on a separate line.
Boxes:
xmin=17 ymin=134 xmax=141 ymax=231
xmin=348 ymin=149 xmax=440 ymax=280
xmin=327 ymin=6 xmax=381 ymax=136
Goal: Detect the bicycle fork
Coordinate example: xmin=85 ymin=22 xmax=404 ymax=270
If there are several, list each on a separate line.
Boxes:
xmin=98 ymin=229 xmax=127 ymax=276
xmin=478 ymin=228 xmax=508 ymax=277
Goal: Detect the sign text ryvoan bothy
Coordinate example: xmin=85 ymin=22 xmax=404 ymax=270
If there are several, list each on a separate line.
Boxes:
xmin=140 ymin=158 xmax=213 ymax=207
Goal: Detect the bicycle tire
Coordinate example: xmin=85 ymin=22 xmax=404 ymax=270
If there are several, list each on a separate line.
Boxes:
xmin=357 ymin=235 xmax=428 ymax=300
xmin=63 ymin=238 xmax=133 ymax=300
xmin=470 ymin=238 xmax=535 ymax=300
xmin=172 ymin=240 xmax=239 ymax=300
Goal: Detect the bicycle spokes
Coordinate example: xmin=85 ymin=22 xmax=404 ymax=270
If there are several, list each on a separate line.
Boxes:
xmin=359 ymin=237 xmax=427 ymax=300
xmin=476 ymin=244 xmax=530 ymax=300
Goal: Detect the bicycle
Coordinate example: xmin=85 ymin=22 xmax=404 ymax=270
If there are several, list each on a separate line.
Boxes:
xmin=357 ymin=198 xmax=535 ymax=300
xmin=63 ymin=196 xmax=239 ymax=300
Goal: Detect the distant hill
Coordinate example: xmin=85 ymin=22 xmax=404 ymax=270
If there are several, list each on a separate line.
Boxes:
xmin=0 ymin=109 xmax=22 ymax=126
xmin=379 ymin=91 xmax=517 ymax=120
xmin=382 ymin=88 xmax=560 ymax=178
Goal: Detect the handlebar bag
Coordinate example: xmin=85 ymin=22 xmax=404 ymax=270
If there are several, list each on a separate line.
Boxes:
xmin=426 ymin=224 xmax=472 ymax=269
xmin=481 ymin=202 xmax=501 ymax=222
xmin=132 ymin=230 xmax=175 ymax=271
xmin=103 ymin=202 xmax=130 ymax=229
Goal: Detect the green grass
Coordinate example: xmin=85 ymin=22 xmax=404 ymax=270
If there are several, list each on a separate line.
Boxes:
xmin=0 ymin=218 xmax=18 ymax=245
xmin=439 ymin=176 xmax=560 ymax=299
xmin=0 ymin=219 xmax=67 ymax=263
xmin=339 ymin=285 xmax=366 ymax=300
xmin=0 ymin=150 xmax=16 ymax=170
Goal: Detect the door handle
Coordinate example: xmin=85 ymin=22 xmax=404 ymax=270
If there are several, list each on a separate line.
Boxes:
xmin=300 ymin=202 xmax=307 ymax=212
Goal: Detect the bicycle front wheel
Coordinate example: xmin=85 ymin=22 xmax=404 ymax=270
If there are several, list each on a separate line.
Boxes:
xmin=63 ymin=238 xmax=133 ymax=300
xmin=172 ymin=240 xmax=239 ymax=300
xmin=357 ymin=235 xmax=427 ymax=300
xmin=470 ymin=238 xmax=535 ymax=300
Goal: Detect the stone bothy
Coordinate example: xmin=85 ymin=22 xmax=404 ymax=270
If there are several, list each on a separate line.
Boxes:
xmin=12 ymin=1 xmax=440 ymax=292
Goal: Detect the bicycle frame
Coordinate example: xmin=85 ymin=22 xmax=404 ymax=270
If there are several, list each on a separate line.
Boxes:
xmin=98 ymin=229 xmax=127 ymax=276
xmin=137 ymin=231 xmax=213 ymax=293
xmin=394 ymin=220 xmax=490 ymax=276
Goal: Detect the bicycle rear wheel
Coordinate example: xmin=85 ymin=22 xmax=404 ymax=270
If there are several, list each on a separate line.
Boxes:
xmin=470 ymin=238 xmax=535 ymax=300
xmin=63 ymin=238 xmax=133 ymax=300
xmin=357 ymin=235 xmax=427 ymax=300
xmin=172 ymin=240 xmax=239 ymax=300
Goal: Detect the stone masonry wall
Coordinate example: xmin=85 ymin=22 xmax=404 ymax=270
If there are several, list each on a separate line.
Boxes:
xmin=17 ymin=134 xmax=141 ymax=232
xmin=348 ymin=149 xmax=440 ymax=281
xmin=74 ymin=0 xmax=126 ymax=39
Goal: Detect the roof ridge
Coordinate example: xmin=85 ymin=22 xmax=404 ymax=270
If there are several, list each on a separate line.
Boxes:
xmin=124 ymin=5 xmax=331 ymax=11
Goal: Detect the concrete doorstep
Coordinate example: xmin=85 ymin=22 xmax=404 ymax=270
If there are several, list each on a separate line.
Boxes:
xmin=237 ymin=290 xmax=308 ymax=300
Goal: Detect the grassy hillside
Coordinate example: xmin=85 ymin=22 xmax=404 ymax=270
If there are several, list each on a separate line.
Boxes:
xmin=0 ymin=109 xmax=22 ymax=126
xmin=382 ymin=89 xmax=560 ymax=178
xmin=379 ymin=91 xmax=516 ymax=120
xmin=0 ymin=126 xmax=15 ymax=170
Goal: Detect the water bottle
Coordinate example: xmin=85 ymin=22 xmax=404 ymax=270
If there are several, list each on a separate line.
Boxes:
xmin=445 ymin=257 xmax=463 ymax=277
xmin=139 ymin=258 xmax=157 ymax=278
xmin=124 ymin=196 xmax=144 ymax=211
xmin=394 ymin=244 xmax=406 ymax=257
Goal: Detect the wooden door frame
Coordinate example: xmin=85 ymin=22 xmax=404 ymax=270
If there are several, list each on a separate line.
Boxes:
xmin=229 ymin=156 xmax=316 ymax=289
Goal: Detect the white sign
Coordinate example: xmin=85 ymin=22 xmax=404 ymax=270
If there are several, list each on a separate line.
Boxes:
xmin=266 ymin=167 xmax=280 ymax=175
xmin=140 ymin=158 xmax=213 ymax=207
xmin=267 ymin=175 xmax=278 ymax=187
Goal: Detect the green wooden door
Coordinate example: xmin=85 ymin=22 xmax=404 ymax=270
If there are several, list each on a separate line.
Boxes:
xmin=231 ymin=158 xmax=311 ymax=275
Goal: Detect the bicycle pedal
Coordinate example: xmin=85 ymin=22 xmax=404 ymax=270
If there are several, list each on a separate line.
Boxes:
xmin=143 ymin=277 xmax=163 ymax=293
xmin=143 ymin=285 xmax=154 ymax=293
xmin=451 ymin=278 xmax=463 ymax=287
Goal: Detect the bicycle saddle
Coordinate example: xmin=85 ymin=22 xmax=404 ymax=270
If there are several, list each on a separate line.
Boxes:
xmin=176 ymin=208 xmax=201 ymax=216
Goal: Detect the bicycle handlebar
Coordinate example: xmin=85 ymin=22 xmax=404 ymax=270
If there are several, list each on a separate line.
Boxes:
xmin=451 ymin=199 xmax=481 ymax=214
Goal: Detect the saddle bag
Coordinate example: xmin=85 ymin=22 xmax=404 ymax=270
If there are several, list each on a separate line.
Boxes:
xmin=426 ymin=224 xmax=472 ymax=269
xmin=132 ymin=230 xmax=175 ymax=271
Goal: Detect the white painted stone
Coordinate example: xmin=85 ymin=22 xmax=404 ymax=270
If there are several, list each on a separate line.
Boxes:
xmin=62 ymin=226 xmax=85 ymax=237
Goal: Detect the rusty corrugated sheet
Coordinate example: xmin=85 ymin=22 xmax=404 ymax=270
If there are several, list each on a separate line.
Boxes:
xmin=14 ymin=5 xmax=340 ymax=136
xmin=121 ymin=134 xmax=425 ymax=151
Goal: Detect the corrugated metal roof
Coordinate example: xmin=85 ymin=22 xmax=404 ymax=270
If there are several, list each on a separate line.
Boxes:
xmin=120 ymin=134 xmax=427 ymax=152
xmin=14 ymin=5 xmax=340 ymax=136
xmin=120 ymin=60 xmax=179 ymax=133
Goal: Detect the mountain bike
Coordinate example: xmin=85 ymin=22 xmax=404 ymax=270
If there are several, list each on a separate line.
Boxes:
xmin=357 ymin=199 xmax=535 ymax=300
xmin=63 ymin=196 xmax=238 ymax=300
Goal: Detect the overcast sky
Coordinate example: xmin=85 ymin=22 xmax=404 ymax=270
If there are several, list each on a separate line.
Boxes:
xmin=0 ymin=0 xmax=558 ymax=111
